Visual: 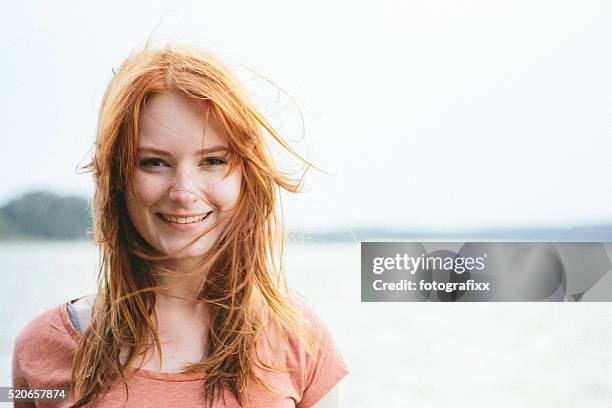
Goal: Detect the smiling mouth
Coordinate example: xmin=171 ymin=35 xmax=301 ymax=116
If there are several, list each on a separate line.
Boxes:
xmin=157 ymin=212 xmax=212 ymax=224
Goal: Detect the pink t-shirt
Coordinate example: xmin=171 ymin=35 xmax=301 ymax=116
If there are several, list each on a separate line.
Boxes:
xmin=11 ymin=297 xmax=348 ymax=407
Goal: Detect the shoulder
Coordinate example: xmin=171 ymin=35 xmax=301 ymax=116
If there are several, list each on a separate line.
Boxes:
xmin=12 ymin=301 xmax=81 ymax=389
xmin=284 ymin=293 xmax=339 ymax=356
xmin=14 ymin=302 xmax=79 ymax=356
xmin=276 ymin=293 xmax=349 ymax=408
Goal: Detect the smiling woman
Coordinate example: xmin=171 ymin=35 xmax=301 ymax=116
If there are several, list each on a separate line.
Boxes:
xmin=127 ymin=90 xmax=242 ymax=263
xmin=11 ymin=42 xmax=348 ymax=408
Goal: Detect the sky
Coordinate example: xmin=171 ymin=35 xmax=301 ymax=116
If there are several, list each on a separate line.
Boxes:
xmin=1 ymin=0 xmax=611 ymax=231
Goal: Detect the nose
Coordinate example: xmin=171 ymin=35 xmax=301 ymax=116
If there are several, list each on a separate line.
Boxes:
xmin=167 ymin=168 xmax=201 ymax=207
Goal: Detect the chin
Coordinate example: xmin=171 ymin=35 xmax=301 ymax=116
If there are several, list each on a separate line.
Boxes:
xmin=163 ymin=242 xmax=215 ymax=259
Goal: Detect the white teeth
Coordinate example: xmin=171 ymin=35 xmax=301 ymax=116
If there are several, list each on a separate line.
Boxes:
xmin=161 ymin=213 xmax=209 ymax=224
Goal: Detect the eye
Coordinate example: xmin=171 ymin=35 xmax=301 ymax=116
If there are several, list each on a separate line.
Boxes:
xmin=200 ymin=157 xmax=227 ymax=166
xmin=139 ymin=158 xmax=166 ymax=168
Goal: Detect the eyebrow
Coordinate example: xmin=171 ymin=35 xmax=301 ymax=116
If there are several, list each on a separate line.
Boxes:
xmin=137 ymin=146 xmax=229 ymax=155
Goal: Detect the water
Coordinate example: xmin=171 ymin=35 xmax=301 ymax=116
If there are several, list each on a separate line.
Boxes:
xmin=2 ymin=241 xmax=612 ymax=407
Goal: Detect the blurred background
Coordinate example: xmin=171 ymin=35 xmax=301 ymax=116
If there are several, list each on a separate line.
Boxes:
xmin=2 ymin=1 xmax=612 ymax=407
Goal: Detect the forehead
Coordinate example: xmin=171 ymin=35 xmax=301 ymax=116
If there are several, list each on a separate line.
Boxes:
xmin=138 ymin=91 xmax=228 ymax=149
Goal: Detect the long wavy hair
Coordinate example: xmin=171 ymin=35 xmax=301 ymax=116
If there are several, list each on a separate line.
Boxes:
xmin=70 ymin=42 xmax=317 ymax=407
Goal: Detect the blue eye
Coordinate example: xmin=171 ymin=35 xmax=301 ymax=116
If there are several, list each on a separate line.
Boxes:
xmin=140 ymin=158 xmax=166 ymax=167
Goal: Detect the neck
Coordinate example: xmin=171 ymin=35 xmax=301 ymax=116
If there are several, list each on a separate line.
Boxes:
xmin=155 ymin=256 xmax=208 ymax=308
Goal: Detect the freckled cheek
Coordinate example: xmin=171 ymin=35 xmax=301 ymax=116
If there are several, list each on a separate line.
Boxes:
xmin=131 ymin=172 xmax=170 ymax=207
xmin=208 ymin=173 xmax=242 ymax=211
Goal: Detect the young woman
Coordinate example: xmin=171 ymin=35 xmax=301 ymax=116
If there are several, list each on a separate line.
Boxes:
xmin=12 ymin=43 xmax=348 ymax=407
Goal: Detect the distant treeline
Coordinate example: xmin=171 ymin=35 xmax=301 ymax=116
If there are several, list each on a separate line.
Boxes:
xmin=0 ymin=191 xmax=91 ymax=240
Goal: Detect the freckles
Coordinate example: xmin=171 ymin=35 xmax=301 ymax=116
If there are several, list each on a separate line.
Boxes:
xmin=133 ymin=172 xmax=168 ymax=206
xmin=207 ymin=173 xmax=241 ymax=210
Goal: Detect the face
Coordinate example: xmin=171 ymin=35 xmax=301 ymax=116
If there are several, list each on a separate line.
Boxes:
xmin=125 ymin=91 xmax=242 ymax=262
